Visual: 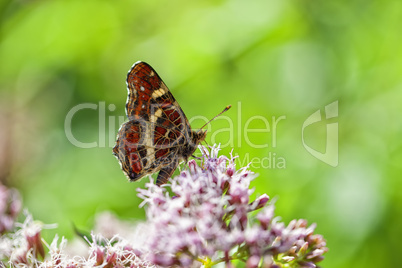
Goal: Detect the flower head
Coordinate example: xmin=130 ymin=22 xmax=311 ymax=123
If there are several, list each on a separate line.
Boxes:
xmin=0 ymin=184 xmax=22 ymax=234
xmin=0 ymin=145 xmax=327 ymax=268
xmin=0 ymin=212 xmax=45 ymax=265
xmin=137 ymin=145 xmax=328 ymax=267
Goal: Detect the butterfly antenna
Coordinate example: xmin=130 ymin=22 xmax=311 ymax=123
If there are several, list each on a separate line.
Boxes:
xmin=200 ymin=105 xmax=232 ymax=129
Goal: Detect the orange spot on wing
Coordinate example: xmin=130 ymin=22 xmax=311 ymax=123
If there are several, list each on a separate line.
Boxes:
xmin=140 ymin=92 xmax=150 ymax=101
xmin=130 ymin=153 xmax=142 ymax=173
xmin=126 ymin=125 xmax=140 ymax=144
xmin=164 ymin=109 xmax=174 ymax=116
xmin=126 ymin=132 xmax=140 ymax=143
xmin=155 ymin=148 xmax=169 ymax=158
xmin=155 ymin=126 xmax=167 ymax=136
xmin=169 ymin=110 xmax=180 ymax=122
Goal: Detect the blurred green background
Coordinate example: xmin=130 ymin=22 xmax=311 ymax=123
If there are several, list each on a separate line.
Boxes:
xmin=1 ymin=0 xmax=401 ymax=267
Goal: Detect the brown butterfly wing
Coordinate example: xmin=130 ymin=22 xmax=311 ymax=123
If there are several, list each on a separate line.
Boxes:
xmin=113 ymin=61 xmax=191 ymax=184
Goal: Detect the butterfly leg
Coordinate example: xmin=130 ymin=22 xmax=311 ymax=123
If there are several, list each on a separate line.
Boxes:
xmin=156 ymin=160 xmax=179 ymax=186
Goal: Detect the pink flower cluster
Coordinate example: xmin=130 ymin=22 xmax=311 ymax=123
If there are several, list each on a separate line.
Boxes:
xmin=0 ymin=145 xmax=327 ymax=268
xmin=137 ymin=146 xmax=328 ymax=267
xmin=0 ymin=215 xmax=155 ymax=268
xmin=0 ymin=213 xmax=45 ymax=265
xmin=0 ymin=184 xmax=21 ymax=235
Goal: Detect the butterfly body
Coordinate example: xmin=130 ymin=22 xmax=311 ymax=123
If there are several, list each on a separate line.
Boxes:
xmin=113 ymin=61 xmax=206 ymax=185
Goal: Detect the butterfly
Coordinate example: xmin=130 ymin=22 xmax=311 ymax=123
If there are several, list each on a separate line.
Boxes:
xmin=113 ymin=61 xmax=230 ymax=185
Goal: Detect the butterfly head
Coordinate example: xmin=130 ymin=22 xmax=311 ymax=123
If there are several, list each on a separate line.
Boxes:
xmin=194 ymin=129 xmax=207 ymax=144
xmin=180 ymin=129 xmax=207 ymax=161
